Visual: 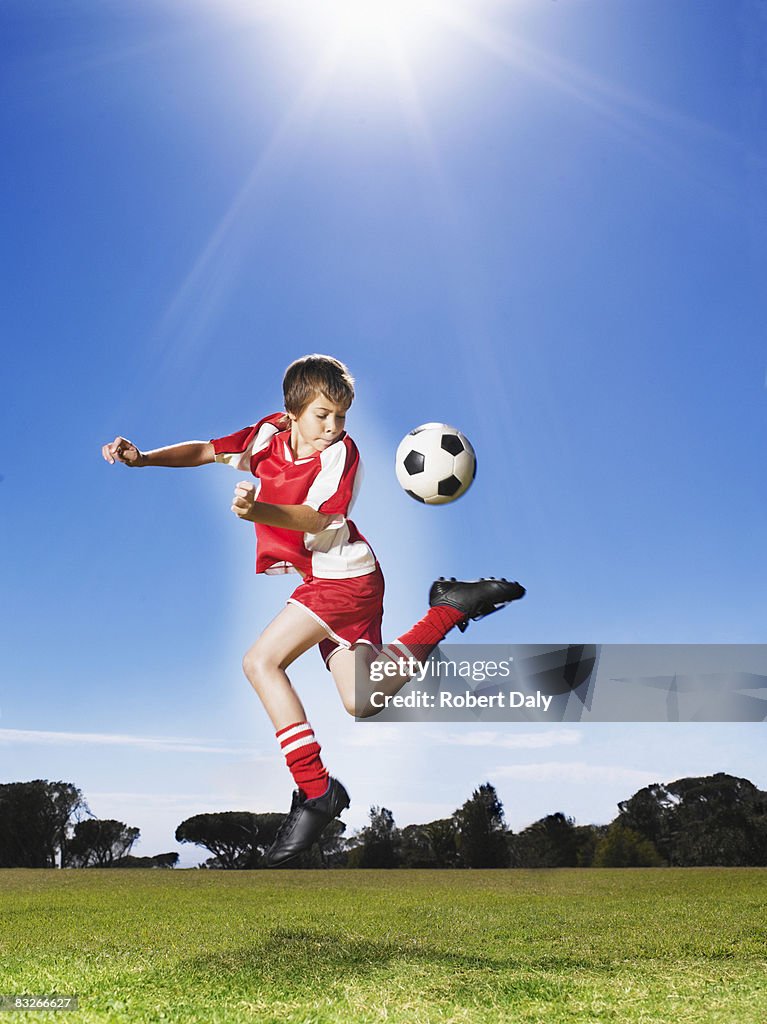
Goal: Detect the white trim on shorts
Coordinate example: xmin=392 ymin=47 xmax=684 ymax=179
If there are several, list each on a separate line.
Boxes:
xmin=286 ymin=598 xmax=378 ymax=667
xmin=287 ymin=597 xmax=349 ymax=648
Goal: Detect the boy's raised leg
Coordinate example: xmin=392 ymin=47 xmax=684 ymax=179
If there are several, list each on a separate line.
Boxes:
xmin=427 ymin=577 xmax=526 ymax=632
xmin=330 ymin=577 xmax=526 ymax=717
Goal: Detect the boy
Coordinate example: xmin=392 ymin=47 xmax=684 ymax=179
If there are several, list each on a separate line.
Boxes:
xmin=102 ymin=354 xmax=525 ymax=866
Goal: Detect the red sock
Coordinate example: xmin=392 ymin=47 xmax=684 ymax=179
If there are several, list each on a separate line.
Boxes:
xmin=276 ymin=722 xmax=329 ymax=799
xmin=384 ymin=605 xmax=466 ymax=665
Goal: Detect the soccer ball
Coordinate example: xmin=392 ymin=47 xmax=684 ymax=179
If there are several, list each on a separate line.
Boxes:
xmin=395 ymin=423 xmax=477 ymax=505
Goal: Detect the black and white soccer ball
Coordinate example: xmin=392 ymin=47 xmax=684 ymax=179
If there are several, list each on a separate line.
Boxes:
xmin=395 ymin=423 xmax=477 ymax=505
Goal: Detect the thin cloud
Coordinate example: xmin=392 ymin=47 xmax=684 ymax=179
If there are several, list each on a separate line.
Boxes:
xmin=343 ymin=725 xmax=410 ymax=747
xmin=0 ymin=728 xmax=265 ymax=757
xmin=491 ymin=762 xmax=658 ymax=787
xmin=436 ymin=729 xmax=582 ymax=750
xmin=87 ymin=791 xmax=252 ymax=808
xmin=343 ymin=727 xmax=583 ymax=750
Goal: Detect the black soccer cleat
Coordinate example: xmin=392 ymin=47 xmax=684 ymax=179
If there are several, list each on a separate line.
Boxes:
xmin=429 ymin=577 xmax=526 ymax=632
xmin=264 ymin=777 xmax=350 ymax=868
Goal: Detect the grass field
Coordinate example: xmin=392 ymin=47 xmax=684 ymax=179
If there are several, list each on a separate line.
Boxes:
xmin=0 ymin=868 xmax=765 ymax=1023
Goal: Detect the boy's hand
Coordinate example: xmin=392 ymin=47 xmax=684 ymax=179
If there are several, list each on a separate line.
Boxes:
xmin=232 ymin=481 xmax=258 ymax=521
xmin=102 ymin=437 xmax=146 ymax=466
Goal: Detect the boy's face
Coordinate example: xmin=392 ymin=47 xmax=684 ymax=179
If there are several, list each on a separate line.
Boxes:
xmin=288 ymin=393 xmax=348 ymax=457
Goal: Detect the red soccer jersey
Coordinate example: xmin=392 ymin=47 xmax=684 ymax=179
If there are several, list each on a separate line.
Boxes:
xmin=211 ymin=414 xmax=377 ymax=579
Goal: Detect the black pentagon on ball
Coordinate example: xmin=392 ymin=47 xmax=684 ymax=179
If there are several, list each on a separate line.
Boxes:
xmin=437 ymin=475 xmax=462 ymax=497
xmin=405 ymin=489 xmax=426 ymax=503
xmin=403 ymin=450 xmax=426 ymax=476
xmin=440 ymin=433 xmax=464 ymax=456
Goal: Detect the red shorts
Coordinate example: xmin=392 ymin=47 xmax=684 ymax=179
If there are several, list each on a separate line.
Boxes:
xmin=287 ymin=565 xmax=385 ymax=669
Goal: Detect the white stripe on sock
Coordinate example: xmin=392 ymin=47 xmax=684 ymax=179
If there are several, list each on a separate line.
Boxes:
xmin=278 ymin=722 xmax=314 ymax=744
xmin=282 ymin=735 xmax=318 ymax=756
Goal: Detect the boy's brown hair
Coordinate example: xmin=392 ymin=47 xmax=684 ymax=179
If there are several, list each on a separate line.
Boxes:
xmin=283 ymin=354 xmax=355 ymax=417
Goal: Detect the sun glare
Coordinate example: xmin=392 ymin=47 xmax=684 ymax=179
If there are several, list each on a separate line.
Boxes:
xmin=211 ymin=0 xmax=514 ymax=86
xmin=256 ymin=0 xmax=463 ymax=74
xmin=320 ymin=0 xmax=440 ymax=49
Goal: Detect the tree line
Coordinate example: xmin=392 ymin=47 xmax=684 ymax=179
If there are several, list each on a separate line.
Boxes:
xmin=1 ymin=773 xmax=765 ymax=869
xmin=0 ymin=782 xmax=178 ymax=869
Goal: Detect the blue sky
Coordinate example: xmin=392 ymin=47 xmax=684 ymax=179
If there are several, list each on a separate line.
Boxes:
xmin=1 ymin=0 xmax=765 ymax=866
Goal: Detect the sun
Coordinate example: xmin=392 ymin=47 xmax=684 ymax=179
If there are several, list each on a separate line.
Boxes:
xmin=271 ymin=0 xmax=457 ymax=79
xmin=316 ymin=0 xmax=442 ymax=52
xmin=221 ymin=0 xmax=464 ymax=77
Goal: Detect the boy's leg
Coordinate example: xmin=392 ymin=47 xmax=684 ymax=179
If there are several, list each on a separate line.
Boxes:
xmin=328 ymin=645 xmax=379 ymax=718
xmin=330 ymin=577 xmax=527 ymax=717
xmin=243 ymin=603 xmax=351 ymax=867
xmin=242 ymin=603 xmax=328 ymax=731
xmin=329 ymin=642 xmax=438 ymax=719
xmin=243 ymin=604 xmax=333 ymax=797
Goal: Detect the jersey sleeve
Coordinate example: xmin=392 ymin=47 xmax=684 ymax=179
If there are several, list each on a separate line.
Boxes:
xmin=210 ymin=414 xmax=284 ymax=472
xmin=304 ymin=435 xmax=363 ymax=516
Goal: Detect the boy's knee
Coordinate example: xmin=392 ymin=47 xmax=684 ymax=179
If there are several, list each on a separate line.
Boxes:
xmin=242 ymin=648 xmax=270 ymax=682
xmin=341 ymin=695 xmax=359 ymax=717
xmin=342 ymin=696 xmax=383 ymax=720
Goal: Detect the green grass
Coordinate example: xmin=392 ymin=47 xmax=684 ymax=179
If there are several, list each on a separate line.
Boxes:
xmin=0 ymin=869 xmax=765 ymax=1023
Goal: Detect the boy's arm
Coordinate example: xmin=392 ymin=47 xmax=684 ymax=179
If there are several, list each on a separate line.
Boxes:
xmin=231 ymin=482 xmax=333 ymax=535
xmin=102 ymin=437 xmax=215 ymax=468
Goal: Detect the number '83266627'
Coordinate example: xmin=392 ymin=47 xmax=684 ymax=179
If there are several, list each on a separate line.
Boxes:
xmin=0 ymin=995 xmax=78 ymax=1011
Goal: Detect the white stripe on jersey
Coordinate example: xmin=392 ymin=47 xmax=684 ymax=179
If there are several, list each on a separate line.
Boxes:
xmin=215 ymin=420 xmax=279 ymax=472
xmin=349 ymin=457 xmax=364 ymax=513
xmin=304 ymin=441 xmax=348 ymax=511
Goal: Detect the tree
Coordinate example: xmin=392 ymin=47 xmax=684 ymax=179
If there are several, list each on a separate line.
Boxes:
xmin=454 ymin=783 xmax=509 ymax=868
xmin=399 ymin=820 xmax=461 ymax=869
xmin=152 ymin=852 xmax=180 ymax=868
xmin=617 ymin=773 xmax=767 ymax=867
xmin=67 ymin=819 xmax=140 ymax=866
xmin=512 ymin=813 xmax=578 ymax=868
xmin=176 ymin=812 xmax=262 ymax=868
xmin=617 ymin=783 xmax=675 ymax=861
xmin=114 ymin=852 xmax=179 ymax=868
xmin=573 ymin=824 xmax=608 ymax=867
xmin=0 ymin=780 xmax=88 ymax=868
xmin=178 ymin=811 xmax=348 ymax=869
xmin=0 ymin=782 xmax=51 ymax=867
xmin=593 ymin=824 xmax=664 ymax=867
xmin=423 ymin=818 xmax=461 ymax=868
xmin=48 ymin=780 xmax=89 ymax=868
xmin=665 ymin=774 xmax=767 ymax=867
xmin=351 ymin=806 xmax=400 ymax=868
xmin=399 ymin=825 xmax=436 ymax=868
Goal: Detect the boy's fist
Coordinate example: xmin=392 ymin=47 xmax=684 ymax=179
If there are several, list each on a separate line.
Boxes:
xmin=232 ymin=481 xmax=257 ymax=521
xmin=102 ymin=437 xmax=146 ymax=466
